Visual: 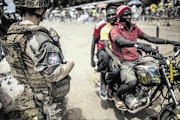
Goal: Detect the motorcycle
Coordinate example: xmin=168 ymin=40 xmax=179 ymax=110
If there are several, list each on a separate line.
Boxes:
xmin=111 ymin=46 xmax=180 ymax=120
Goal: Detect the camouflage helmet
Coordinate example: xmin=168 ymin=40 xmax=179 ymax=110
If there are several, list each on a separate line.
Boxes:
xmin=13 ymin=0 xmax=50 ymax=8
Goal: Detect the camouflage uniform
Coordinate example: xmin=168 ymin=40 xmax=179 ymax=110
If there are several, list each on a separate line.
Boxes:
xmin=1 ymin=20 xmax=70 ymax=120
xmin=1 ymin=0 xmax=71 ymax=119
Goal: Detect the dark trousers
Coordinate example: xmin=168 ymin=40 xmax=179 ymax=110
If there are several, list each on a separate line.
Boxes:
xmin=97 ymin=49 xmax=109 ymax=73
xmin=106 ymin=59 xmax=121 ymax=83
xmin=97 ymin=49 xmax=120 ymax=82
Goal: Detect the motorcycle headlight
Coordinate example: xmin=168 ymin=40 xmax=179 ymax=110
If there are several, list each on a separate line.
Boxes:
xmin=147 ymin=66 xmax=160 ymax=77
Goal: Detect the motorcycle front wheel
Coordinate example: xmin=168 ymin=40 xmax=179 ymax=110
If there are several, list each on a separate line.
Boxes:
xmin=158 ymin=110 xmax=178 ymax=120
xmin=158 ymin=103 xmax=179 ymax=120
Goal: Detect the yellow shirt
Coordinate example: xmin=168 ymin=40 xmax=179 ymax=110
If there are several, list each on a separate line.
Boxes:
xmin=92 ymin=9 xmax=97 ymax=17
xmin=150 ymin=4 xmax=157 ymax=13
xmin=158 ymin=2 xmax=164 ymax=11
xmin=100 ymin=23 xmax=113 ymax=50
xmin=102 ymin=9 xmax=106 ymax=16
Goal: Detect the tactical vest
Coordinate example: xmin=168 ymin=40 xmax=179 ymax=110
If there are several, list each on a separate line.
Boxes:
xmin=2 ymin=23 xmax=49 ymax=89
xmin=1 ymin=22 xmax=70 ymax=102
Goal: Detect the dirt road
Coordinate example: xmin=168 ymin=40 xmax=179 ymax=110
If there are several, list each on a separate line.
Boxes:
xmin=39 ymin=19 xmax=180 ymax=120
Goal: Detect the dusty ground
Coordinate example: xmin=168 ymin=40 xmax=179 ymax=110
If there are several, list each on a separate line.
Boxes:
xmin=0 ymin=19 xmax=179 ymax=120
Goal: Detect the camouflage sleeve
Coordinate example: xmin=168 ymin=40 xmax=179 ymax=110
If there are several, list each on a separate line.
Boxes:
xmin=25 ymin=33 xmax=64 ymax=82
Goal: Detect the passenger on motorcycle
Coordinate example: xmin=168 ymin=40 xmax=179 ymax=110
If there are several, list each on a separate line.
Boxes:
xmin=100 ymin=4 xmax=121 ymax=101
xmin=91 ymin=12 xmax=107 ymax=100
xmin=109 ymin=5 xmax=180 ymax=110
xmin=91 ymin=3 xmax=118 ymax=100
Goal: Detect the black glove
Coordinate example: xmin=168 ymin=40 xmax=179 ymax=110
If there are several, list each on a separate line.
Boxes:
xmin=136 ymin=43 xmax=152 ymax=53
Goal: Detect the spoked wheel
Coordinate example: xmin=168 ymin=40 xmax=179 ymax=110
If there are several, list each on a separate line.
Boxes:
xmin=158 ymin=102 xmax=180 ymax=120
xmin=158 ymin=110 xmax=178 ymax=120
xmin=168 ymin=114 xmax=179 ymax=120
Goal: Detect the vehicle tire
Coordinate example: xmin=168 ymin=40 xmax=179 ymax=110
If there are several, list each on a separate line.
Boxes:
xmin=158 ymin=110 xmax=177 ymax=120
xmin=158 ymin=102 xmax=179 ymax=120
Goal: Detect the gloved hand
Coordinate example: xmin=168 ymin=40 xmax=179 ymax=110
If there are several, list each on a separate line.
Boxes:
xmin=91 ymin=59 xmax=96 ymax=67
xmin=136 ymin=43 xmax=152 ymax=53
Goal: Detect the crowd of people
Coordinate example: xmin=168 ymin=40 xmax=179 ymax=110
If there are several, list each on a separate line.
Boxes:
xmin=142 ymin=0 xmax=180 ymax=20
xmin=45 ymin=6 xmax=107 ymax=22
xmin=44 ymin=1 xmax=180 ymax=23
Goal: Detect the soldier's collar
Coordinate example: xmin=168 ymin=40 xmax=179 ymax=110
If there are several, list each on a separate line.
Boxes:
xmin=20 ymin=20 xmax=35 ymax=25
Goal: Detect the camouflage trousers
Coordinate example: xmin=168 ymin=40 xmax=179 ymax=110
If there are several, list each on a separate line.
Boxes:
xmin=32 ymin=76 xmax=70 ymax=120
xmin=34 ymin=88 xmax=67 ymax=120
xmin=37 ymin=97 xmax=67 ymax=120
xmin=34 ymin=77 xmax=70 ymax=120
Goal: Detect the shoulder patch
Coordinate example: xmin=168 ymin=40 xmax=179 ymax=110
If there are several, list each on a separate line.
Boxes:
xmin=47 ymin=53 xmax=60 ymax=65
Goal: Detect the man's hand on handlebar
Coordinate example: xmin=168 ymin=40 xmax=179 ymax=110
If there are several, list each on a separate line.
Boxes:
xmin=135 ymin=43 xmax=152 ymax=53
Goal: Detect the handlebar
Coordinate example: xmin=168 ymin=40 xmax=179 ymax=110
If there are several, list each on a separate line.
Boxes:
xmin=143 ymin=48 xmax=164 ymax=60
xmin=135 ymin=45 xmax=163 ymax=60
xmin=135 ymin=44 xmax=180 ymax=61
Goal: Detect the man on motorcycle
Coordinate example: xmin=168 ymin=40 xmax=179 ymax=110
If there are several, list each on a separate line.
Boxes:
xmin=109 ymin=5 xmax=180 ymax=110
xmin=91 ymin=11 xmax=108 ymax=100
xmin=91 ymin=3 xmax=118 ymax=100
xmin=100 ymin=4 xmax=121 ymax=100
xmin=2 ymin=0 xmax=74 ymax=119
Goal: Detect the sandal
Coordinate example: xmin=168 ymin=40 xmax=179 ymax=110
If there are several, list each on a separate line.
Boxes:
xmin=99 ymin=88 xmax=108 ymax=100
xmin=114 ymin=95 xmax=127 ymax=111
